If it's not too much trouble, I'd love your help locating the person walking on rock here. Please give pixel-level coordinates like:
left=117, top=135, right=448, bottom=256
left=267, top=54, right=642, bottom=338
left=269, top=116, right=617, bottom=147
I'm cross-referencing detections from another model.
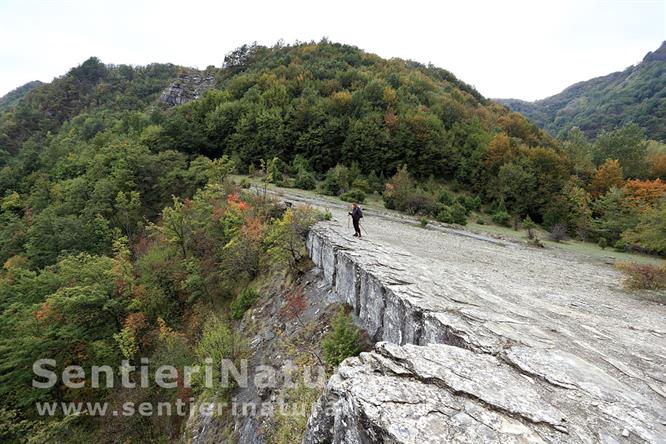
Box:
left=349, top=202, right=363, bottom=237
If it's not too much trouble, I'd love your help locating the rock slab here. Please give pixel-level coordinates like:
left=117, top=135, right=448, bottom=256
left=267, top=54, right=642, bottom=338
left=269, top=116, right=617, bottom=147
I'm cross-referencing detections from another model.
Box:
left=303, top=218, right=666, bottom=443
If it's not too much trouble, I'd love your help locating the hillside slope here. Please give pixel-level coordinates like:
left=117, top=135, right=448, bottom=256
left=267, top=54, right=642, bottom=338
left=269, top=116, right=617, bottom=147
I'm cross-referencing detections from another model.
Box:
left=0, top=81, right=43, bottom=114
left=0, top=58, right=180, bottom=154
left=497, top=41, right=666, bottom=141
left=0, top=40, right=664, bottom=444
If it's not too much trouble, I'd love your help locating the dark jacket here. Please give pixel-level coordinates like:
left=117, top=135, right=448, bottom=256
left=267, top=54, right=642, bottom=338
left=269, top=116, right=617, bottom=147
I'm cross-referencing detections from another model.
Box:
left=350, top=206, right=363, bottom=221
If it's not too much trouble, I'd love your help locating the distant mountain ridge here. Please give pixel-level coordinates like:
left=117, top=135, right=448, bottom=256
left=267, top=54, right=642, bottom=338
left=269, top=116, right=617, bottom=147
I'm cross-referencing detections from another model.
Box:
left=0, top=80, right=43, bottom=113
left=496, top=41, right=666, bottom=141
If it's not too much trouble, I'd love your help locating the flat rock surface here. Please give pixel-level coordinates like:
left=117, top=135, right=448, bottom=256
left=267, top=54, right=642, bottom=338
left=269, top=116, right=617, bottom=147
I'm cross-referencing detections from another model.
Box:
left=285, top=190, right=666, bottom=443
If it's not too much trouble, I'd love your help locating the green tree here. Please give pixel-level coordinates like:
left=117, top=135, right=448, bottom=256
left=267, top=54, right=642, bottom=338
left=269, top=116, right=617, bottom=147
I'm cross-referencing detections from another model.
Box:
left=114, top=191, right=142, bottom=241
left=593, top=124, right=649, bottom=178
left=623, top=203, right=666, bottom=255
left=151, top=196, right=193, bottom=259
left=322, top=164, right=351, bottom=196
left=592, top=187, right=638, bottom=243
left=523, top=215, right=536, bottom=239
left=562, top=127, right=595, bottom=177
left=495, top=160, right=536, bottom=216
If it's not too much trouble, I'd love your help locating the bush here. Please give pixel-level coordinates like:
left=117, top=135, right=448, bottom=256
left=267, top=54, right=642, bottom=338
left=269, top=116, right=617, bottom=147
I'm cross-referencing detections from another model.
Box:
left=598, top=237, right=608, bottom=250
left=395, top=189, right=436, bottom=215
left=419, top=217, right=429, bottom=228
left=614, top=240, right=627, bottom=252
left=469, top=195, right=482, bottom=212
left=194, top=317, right=248, bottom=396
left=616, top=262, right=666, bottom=290
left=322, top=309, right=362, bottom=368
left=492, top=210, right=511, bottom=227
left=402, top=189, right=437, bottom=215
left=230, top=287, right=260, bottom=320
left=451, top=203, right=467, bottom=225
left=267, top=157, right=287, bottom=185
left=476, top=218, right=485, bottom=225
left=290, top=154, right=311, bottom=174
left=351, top=178, right=371, bottom=193
left=549, top=223, right=568, bottom=242
left=384, top=166, right=436, bottom=215
left=340, top=189, right=366, bottom=204
left=294, top=169, right=316, bottom=190
left=239, top=178, right=251, bottom=189
left=436, top=206, right=452, bottom=223
left=437, top=190, right=454, bottom=205
left=366, top=171, right=385, bottom=194
left=456, top=195, right=480, bottom=214
left=622, top=204, right=666, bottom=255
left=322, top=164, right=351, bottom=196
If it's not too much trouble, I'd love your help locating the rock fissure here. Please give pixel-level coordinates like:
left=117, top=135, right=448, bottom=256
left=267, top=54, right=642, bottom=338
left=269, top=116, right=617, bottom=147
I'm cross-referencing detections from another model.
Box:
left=373, top=346, right=569, bottom=434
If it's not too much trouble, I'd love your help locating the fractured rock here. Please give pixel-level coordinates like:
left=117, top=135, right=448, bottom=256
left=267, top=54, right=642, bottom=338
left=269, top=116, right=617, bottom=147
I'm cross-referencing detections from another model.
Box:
left=303, top=207, right=666, bottom=443
left=159, top=71, right=215, bottom=106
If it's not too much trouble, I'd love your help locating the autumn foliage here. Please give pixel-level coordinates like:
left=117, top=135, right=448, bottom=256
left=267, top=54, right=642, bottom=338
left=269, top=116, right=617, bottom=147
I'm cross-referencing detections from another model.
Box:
left=590, top=159, right=624, bottom=197
left=623, top=179, right=666, bottom=210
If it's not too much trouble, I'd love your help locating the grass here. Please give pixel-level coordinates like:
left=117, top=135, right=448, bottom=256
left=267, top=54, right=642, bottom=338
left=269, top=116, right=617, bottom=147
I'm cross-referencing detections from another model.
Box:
left=271, top=382, right=322, bottom=444
left=468, top=218, right=664, bottom=265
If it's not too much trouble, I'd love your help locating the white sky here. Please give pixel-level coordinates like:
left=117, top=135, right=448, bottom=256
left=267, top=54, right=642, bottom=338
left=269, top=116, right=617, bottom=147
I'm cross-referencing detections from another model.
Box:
left=0, top=0, right=664, bottom=100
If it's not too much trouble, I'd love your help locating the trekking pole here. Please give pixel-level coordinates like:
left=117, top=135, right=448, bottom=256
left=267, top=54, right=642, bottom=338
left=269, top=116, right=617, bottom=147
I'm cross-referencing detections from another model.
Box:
left=360, top=220, right=368, bottom=236
left=347, top=214, right=350, bottom=229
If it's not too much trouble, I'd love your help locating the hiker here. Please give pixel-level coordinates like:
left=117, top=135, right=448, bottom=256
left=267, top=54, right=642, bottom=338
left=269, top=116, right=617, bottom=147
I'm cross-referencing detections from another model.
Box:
left=349, top=202, right=363, bottom=237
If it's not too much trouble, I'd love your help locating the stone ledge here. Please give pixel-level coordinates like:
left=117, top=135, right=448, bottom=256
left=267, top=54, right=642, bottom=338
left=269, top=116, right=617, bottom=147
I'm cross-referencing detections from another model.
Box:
left=304, top=224, right=666, bottom=443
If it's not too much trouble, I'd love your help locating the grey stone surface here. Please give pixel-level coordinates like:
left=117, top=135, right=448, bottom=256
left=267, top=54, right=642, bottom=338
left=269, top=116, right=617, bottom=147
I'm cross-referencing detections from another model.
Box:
left=159, top=72, right=215, bottom=106
left=301, top=200, right=666, bottom=443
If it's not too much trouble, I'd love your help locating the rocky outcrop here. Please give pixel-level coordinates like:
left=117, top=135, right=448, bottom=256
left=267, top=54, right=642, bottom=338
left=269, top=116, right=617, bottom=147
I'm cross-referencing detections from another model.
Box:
left=303, top=221, right=666, bottom=443
left=643, top=41, right=666, bottom=63
left=159, top=72, right=215, bottom=106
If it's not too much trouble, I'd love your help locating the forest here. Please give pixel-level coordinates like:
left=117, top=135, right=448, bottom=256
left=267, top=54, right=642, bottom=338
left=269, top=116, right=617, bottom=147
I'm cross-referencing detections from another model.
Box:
left=0, top=40, right=665, bottom=442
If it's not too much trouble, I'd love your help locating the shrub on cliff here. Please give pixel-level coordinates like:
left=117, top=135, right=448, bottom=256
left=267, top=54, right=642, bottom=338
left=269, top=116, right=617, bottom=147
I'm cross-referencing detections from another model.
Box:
left=264, top=206, right=327, bottom=269
left=194, top=317, right=249, bottom=397
left=231, top=287, right=260, bottom=320
left=322, top=309, right=362, bottom=368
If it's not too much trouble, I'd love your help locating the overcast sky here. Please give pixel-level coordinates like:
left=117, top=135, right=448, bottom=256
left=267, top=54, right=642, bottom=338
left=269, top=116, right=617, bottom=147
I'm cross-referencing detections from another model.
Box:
left=0, top=0, right=664, bottom=100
